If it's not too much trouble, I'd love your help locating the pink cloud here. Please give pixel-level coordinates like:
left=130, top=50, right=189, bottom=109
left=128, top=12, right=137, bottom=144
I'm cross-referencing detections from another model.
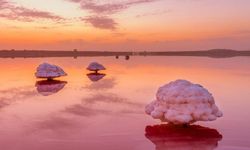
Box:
left=69, top=0, right=157, bottom=14
left=67, top=0, right=158, bottom=30
left=0, top=0, right=8, bottom=9
left=0, top=0, right=64, bottom=22
left=82, top=16, right=117, bottom=30
left=79, top=1, right=127, bottom=14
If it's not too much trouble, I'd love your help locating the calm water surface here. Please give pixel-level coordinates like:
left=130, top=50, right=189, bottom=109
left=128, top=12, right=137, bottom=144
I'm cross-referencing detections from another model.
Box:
left=0, top=56, right=250, bottom=150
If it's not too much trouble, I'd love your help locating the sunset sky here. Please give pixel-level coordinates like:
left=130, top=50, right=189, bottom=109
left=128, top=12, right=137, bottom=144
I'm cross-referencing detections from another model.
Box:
left=1, top=0, right=250, bottom=51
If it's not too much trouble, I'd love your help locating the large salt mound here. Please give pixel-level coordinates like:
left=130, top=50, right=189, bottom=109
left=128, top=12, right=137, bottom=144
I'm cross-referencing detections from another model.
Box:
left=145, top=80, right=223, bottom=125
left=35, top=63, right=67, bottom=79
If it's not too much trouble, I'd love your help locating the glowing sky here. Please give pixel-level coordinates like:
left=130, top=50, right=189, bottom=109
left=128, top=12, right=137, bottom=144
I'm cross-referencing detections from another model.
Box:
left=0, top=0, right=250, bottom=51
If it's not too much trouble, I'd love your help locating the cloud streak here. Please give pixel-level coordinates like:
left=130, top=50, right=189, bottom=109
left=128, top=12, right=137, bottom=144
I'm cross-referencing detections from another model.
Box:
left=136, top=9, right=171, bottom=18
left=67, top=0, right=158, bottom=30
left=69, top=0, right=158, bottom=14
left=82, top=16, right=117, bottom=30
left=0, top=0, right=64, bottom=22
left=83, top=78, right=116, bottom=91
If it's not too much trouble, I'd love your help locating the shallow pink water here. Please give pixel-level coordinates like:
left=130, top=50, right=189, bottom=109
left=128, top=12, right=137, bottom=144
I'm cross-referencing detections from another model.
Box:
left=0, top=56, right=250, bottom=150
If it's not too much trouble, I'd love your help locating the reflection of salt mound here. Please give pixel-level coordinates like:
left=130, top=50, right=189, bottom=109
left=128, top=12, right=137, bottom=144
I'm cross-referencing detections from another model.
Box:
left=145, top=124, right=222, bottom=150
left=145, top=80, right=223, bottom=124
left=35, top=63, right=67, bottom=79
left=35, top=80, right=67, bottom=96
left=87, top=73, right=106, bottom=82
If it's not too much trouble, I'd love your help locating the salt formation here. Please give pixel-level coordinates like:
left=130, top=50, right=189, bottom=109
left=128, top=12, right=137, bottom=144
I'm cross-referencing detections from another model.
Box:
left=145, top=124, right=222, bottom=150
left=87, top=73, right=106, bottom=82
left=35, top=63, right=67, bottom=79
left=145, top=80, right=223, bottom=125
left=87, top=62, right=106, bottom=72
left=35, top=80, right=67, bottom=96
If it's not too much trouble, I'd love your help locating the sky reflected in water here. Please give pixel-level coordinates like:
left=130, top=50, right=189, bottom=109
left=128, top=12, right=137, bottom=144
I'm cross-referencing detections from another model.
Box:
left=0, top=56, right=250, bottom=149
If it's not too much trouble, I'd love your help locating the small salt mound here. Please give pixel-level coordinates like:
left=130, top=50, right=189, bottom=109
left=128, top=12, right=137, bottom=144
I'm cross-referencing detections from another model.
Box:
left=87, top=62, right=106, bottom=72
left=145, top=80, right=223, bottom=125
left=35, top=63, right=67, bottom=79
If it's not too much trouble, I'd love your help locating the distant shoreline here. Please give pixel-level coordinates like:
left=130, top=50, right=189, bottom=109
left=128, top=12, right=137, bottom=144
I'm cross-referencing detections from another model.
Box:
left=0, top=49, right=250, bottom=58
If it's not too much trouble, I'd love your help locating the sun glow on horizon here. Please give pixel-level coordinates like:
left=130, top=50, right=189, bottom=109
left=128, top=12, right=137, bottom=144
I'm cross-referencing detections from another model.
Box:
left=1, top=0, right=250, bottom=50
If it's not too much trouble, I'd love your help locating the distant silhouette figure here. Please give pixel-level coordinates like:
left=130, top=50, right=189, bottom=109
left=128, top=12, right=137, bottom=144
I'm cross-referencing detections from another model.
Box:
left=35, top=80, right=67, bottom=96
left=145, top=124, right=222, bottom=150
left=125, top=55, right=130, bottom=60
left=73, top=49, right=78, bottom=59
left=87, top=73, right=106, bottom=82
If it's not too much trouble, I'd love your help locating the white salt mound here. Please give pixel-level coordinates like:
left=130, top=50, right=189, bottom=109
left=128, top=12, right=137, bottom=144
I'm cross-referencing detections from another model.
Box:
left=145, top=80, right=223, bottom=125
left=35, top=63, right=67, bottom=79
left=87, top=62, right=106, bottom=71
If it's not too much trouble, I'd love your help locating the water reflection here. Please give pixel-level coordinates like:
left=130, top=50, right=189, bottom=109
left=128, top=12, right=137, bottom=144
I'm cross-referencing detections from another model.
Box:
left=145, top=124, right=222, bottom=150
left=84, top=78, right=116, bottom=91
left=0, top=86, right=36, bottom=109
left=64, top=104, right=109, bottom=117
left=82, top=93, right=143, bottom=107
left=64, top=93, right=144, bottom=117
left=0, top=100, right=9, bottom=109
left=1, top=57, right=250, bottom=150
left=35, top=116, right=79, bottom=131
left=35, top=80, right=67, bottom=96
left=87, top=73, right=106, bottom=82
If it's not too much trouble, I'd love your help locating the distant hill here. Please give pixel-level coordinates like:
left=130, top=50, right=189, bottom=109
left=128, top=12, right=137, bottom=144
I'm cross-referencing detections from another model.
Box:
left=0, top=49, right=250, bottom=58
left=207, top=49, right=236, bottom=52
left=142, top=49, right=250, bottom=58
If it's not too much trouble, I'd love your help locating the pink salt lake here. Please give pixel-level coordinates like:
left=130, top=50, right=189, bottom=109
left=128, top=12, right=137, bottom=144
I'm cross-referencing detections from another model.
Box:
left=0, top=56, right=250, bottom=150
